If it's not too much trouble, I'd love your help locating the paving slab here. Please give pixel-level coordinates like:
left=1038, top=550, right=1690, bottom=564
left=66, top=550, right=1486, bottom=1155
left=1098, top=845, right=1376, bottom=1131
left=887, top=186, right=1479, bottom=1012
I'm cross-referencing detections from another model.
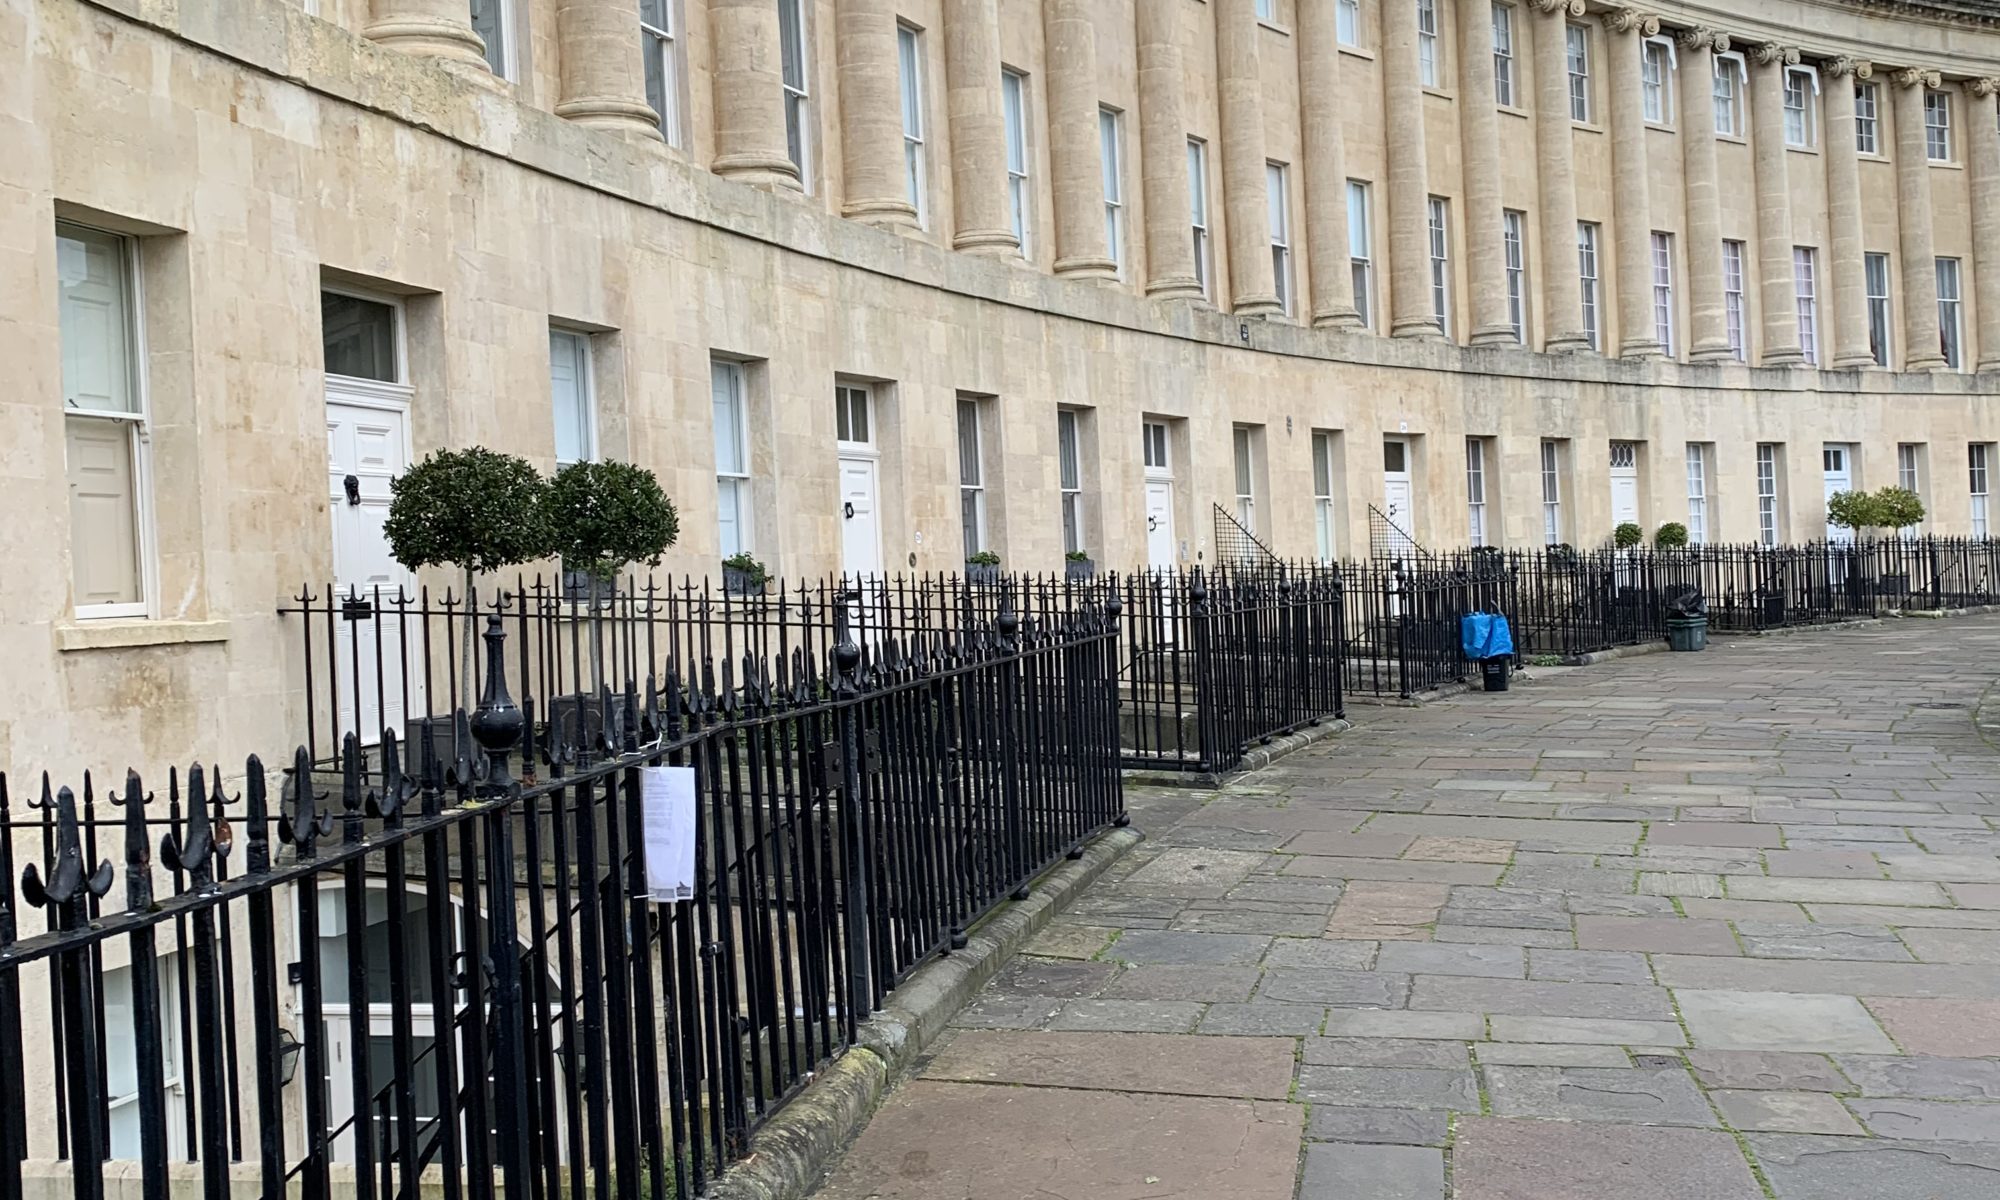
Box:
left=1303, top=1037, right=1469, bottom=1069
left=1295, top=1065, right=1479, bottom=1111
left=1450, top=1118, right=1765, bottom=1200
left=1834, top=1055, right=2000, bottom=1100
left=920, top=1031, right=1296, bottom=1099
left=1102, top=930, right=1271, bottom=965
left=814, top=1082, right=1301, bottom=1200
left=1475, top=1042, right=1634, bottom=1067
left=1731, top=920, right=1914, bottom=961
left=1846, top=1098, right=2000, bottom=1142
left=1321, top=1009, right=1484, bottom=1039
left=1261, top=937, right=1379, bottom=969
left=1045, top=999, right=1205, bottom=1033
left=1747, top=1133, right=2000, bottom=1200
left=1195, top=1002, right=1326, bottom=1036
left=1711, top=1089, right=1866, bottom=1135
left=1862, top=997, right=2000, bottom=1056
left=1649, top=823, right=1787, bottom=848
left=1257, top=967, right=1409, bottom=1007
left=1677, top=989, right=1897, bottom=1054
left=1652, top=956, right=2000, bottom=998
left=1304, top=1106, right=1450, bottom=1145
left=1576, top=915, right=1741, bottom=956
left=1120, top=847, right=1271, bottom=898
left=1297, top=1143, right=1445, bottom=1200
left=991, top=957, right=1120, bottom=997
left=1403, top=835, right=1516, bottom=862
left=1097, top=965, right=1261, bottom=1002
left=1527, top=948, right=1654, bottom=984
left=1685, top=1049, right=1854, bottom=1093
left=1373, top=942, right=1524, bottom=978
left=1484, top=1065, right=1718, bottom=1126
left=1488, top=1015, right=1687, bottom=1045
left=1409, top=976, right=1674, bottom=1020
left=1898, top=927, right=2000, bottom=964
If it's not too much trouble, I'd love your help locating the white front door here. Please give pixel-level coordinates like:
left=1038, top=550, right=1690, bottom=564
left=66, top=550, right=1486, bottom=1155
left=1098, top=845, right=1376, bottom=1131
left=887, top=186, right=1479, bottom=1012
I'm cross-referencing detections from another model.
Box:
left=327, top=398, right=419, bottom=745
left=839, top=456, right=883, bottom=579
left=1382, top=439, right=1415, bottom=559
left=1609, top=442, right=1640, bottom=533
left=1823, top=444, right=1855, bottom=541
left=1144, top=478, right=1176, bottom=570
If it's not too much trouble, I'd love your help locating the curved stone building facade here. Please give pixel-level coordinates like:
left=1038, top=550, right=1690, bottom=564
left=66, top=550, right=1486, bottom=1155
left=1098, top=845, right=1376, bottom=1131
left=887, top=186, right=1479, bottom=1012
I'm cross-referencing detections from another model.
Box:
left=5, top=0, right=2000, bottom=772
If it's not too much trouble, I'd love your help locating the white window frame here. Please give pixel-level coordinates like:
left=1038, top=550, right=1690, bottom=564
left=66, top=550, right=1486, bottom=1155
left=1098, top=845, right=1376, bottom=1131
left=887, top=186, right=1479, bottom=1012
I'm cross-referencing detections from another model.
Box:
left=1855, top=80, right=1880, bottom=155
left=1232, top=425, right=1257, bottom=530
left=1651, top=231, right=1675, bottom=357
left=1313, top=431, right=1338, bottom=559
left=1189, top=138, right=1213, bottom=299
left=1058, top=408, right=1085, bottom=554
left=1578, top=221, right=1601, bottom=351
left=1540, top=439, right=1564, bottom=545
left=1898, top=443, right=1922, bottom=537
left=1793, top=246, right=1820, bottom=365
left=1642, top=36, right=1674, bottom=126
left=1938, top=256, right=1964, bottom=370
left=1466, top=437, right=1489, bottom=546
left=1268, top=161, right=1293, bottom=316
left=1685, top=442, right=1709, bottom=544
left=1972, top=442, right=1992, bottom=539
left=1865, top=251, right=1892, bottom=368
left=778, top=0, right=812, bottom=190
left=712, top=360, right=753, bottom=557
left=1925, top=89, right=1952, bottom=162
left=1503, top=209, right=1527, bottom=343
left=640, top=0, right=682, bottom=145
left=1567, top=24, right=1591, bottom=122
left=1143, top=419, right=1171, bottom=477
left=1418, top=0, right=1441, bottom=88
left=1783, top=65, right=1818, bottom=148
left=1337, top=0, right=1363, bottom=47
left=60, top=220, right=155, bottom=620
left=1256, top=0, right=1280, bottom=21
left=1100, top=107, right=1124, bottom=275
left=835, top=382, right=875, bottom=451
left=1492, top=4, right=1516, bottom=107
left=470, top=0, right=514, bottom=80
left=1713, top=52, right=1745, bottom=136
left=1722, top=239, right=1747, bottom=361
left=898, top=24, right=927, bottom=227
left=957, top=397, right=986, bottom=558
left=1002, top=69, right=1031, bottom=258
left=1756, top=442, right=1780, bottom=547
left=1348, top=180, right=1374, bottom=329
left=548, top=327, right=597, bottom=468
left=1428, top=196, right=1451, bottom=337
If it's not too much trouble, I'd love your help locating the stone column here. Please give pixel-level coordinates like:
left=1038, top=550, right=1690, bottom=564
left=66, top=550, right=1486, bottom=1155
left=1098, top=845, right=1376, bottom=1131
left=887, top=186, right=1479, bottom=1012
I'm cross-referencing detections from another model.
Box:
left=1606, top=9, right=1661, bottom=357
left=1218, top=0, right=1281, bottom=314
left=1893, top=66, right=1947, bottom=370
left=1748, top=43, right=1805, bottom=365
left=1043, top=0, right=1116, bottom=278
left=1967, top=78, right=2000, bottom=370
left=711, top=0, right=804, bottom=189
left=1822, top=57, right=1876, bottom=367
left=1296, top=0, right=1360, bottom=326
left=365, top=0, right=489, bottom=65
left=1137, top=0, right=1202, bottom=296
left=1383, top=0, right=1440, bottom=337
left=1456, top=0, right=1513, bottom=343
left=1677, top=28, right=1732, bottom=361
left=837, top=0, right=918, bottom=226
left=554, top=0, right=665, bottom=138
left=944, top=0, right=1016, bottom=252
left=1531, top=0, right=1590, bottom=351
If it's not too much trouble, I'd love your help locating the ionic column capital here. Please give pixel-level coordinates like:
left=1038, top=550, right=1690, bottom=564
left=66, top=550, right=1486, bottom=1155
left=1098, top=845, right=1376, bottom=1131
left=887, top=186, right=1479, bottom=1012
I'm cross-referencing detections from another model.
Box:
left=1753, top=43, right=1801, bottom=68
left=1674, top=26, right=1727, bottom=54
left=1891, top=66, right=1942, bottom=89
left=1969, top=76, right=2000, bottom=97
left=1532, top=0, right=1586, bottom=17
left=1606, top=8, right=1659, bottom=36
left=1826, top=56, right=1873, bottom=81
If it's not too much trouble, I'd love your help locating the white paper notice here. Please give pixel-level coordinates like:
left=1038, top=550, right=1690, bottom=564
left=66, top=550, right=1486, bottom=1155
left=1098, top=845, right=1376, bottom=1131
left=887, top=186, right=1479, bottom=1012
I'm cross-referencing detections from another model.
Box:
left=640, top=765, right=697, bottom=902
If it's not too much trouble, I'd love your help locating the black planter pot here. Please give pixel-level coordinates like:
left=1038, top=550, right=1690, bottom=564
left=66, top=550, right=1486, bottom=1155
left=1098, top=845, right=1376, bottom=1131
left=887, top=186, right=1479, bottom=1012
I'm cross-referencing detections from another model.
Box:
left=1876, top=573, right=1910, bottom=597
left=966, top=563, right=1002, bottom=585
left=1756, top=590, right=1786, bottom=625
left=723, top=566, right=766, bottom=596
left=1065, top=558, right=1097, bottom=582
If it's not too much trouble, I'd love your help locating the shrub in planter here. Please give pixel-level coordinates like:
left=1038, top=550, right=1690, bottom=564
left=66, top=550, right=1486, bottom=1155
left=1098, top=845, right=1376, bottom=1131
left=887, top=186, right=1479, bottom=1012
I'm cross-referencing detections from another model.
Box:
left=1614, top=522, right=1643, bottom=549
left=383, top=447, right=552, bottom=718
left=1064, top=549, right=1096, bottom=581
left=545, top=460, right=679, bottom=697
left=1545, top=542, right=1580, bottom=570
left=1827, top=486, right=1927, bottom=539
left=965, top=549, right=1003, bottom=584
left=722, top=551, right=770, bottom=595
left=1654, top=521, right=1689, bottom=549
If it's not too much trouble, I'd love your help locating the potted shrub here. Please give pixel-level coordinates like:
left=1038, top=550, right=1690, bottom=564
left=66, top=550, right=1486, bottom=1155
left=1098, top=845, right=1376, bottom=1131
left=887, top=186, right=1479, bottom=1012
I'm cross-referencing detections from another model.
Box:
left=1064, top=549, right=1096, bottom=581
left=382, top=447, right=552, bottom=751
left=1545, top=542, right=1580, bottom=571
left=722, top=551, right=770, bottom=596
left=543, top=460, right=679, bottom=745
left=1654, top=521, right=1689, bottom=550
left=1828, top=486, right=1925, bottom=597
left=965, top=549, right=1002, bottom=584
left=1613, top=522, right=1644, bottom=550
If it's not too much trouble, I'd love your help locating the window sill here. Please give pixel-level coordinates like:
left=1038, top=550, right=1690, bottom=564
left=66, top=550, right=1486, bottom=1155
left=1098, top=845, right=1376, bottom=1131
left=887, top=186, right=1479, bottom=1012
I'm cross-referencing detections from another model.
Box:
left=1785, top=144, right=1820, bottom=155
left=1928, top=159, right=1963, bottom=171
left=1858, top=151, right=1889, bottom=162
left=55, top=618, right=232, bottom=653
left=1644, top=121, right=1676, bottom=133
left=1718, top=134, right=1748, bottom=145
left=1572, top=120, right=1604, bottom=134
left=1257, top=20, right=1292, bottom=36
left=1498, top=105, right=1530, bottom=120
left=1339, top=45, right=1375, bottom=61
left=1422, top=87, right=1456, bottom=102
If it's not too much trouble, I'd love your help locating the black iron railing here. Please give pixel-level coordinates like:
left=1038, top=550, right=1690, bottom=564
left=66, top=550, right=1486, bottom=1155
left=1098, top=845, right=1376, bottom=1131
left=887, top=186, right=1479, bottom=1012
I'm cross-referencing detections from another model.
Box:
left=1, top=580, right=1124, bottom=1200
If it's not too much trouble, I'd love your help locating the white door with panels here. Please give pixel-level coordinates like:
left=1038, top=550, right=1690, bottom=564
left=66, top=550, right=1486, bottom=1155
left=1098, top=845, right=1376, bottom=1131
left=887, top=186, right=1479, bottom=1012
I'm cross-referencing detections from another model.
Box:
left=1823, top=443, right=1855, bottom=543
left=327, top=398, right=420, bottom=745
left=1142, top=421, right=1177, bottom=571
left=1609, top=441, right=1640, bottom=532
left=836, top=384, right=885, bottom=581
left=1381, top=438, right=1415, bottom=559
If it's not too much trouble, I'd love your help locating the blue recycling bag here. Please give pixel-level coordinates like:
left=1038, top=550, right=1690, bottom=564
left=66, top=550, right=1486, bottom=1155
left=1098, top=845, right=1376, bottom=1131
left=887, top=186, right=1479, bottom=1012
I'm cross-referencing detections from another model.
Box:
left=1459, top=612, right=1515, bottom=661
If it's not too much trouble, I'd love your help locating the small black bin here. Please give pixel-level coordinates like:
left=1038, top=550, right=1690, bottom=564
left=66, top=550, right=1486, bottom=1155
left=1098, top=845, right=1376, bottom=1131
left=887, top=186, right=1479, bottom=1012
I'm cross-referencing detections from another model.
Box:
left=1481, top=656, right=1510, bottom=692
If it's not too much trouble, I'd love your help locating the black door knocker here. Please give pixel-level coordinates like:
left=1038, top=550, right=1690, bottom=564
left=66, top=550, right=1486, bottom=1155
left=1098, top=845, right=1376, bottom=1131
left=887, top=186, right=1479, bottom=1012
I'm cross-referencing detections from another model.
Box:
left=343, top=474, right=362, bottom=506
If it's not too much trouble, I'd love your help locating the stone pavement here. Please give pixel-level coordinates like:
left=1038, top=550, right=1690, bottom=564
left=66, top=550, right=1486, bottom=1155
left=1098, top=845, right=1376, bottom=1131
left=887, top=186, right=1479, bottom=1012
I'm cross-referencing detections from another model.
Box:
left=812, top=616, right=2000, bottom=1200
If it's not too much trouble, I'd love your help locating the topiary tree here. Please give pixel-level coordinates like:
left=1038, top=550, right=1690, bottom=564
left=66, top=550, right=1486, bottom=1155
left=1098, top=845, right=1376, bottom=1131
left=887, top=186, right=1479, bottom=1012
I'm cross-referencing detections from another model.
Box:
left=1614, top=522, right=1643, bottom=549
left=383, top=447, right=552, bottom=714
left=1654, top=521, right=1690, bottom=549
left=1874, top=486, right=1926, bottom=532
left=544, top=460, right=680, bottom=694
left=1828, top=486, right=1926, bottom=539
